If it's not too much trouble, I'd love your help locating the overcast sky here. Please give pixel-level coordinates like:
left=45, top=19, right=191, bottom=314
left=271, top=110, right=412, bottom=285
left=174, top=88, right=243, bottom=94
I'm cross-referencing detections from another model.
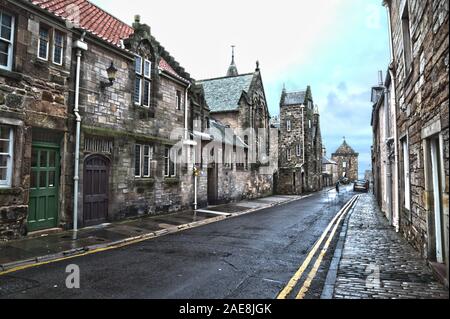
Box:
left=91, top=0, right=390, bottom=177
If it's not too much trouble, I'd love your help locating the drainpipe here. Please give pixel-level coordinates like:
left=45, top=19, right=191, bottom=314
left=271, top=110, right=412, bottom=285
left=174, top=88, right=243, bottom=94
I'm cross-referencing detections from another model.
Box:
left=73, top=33, right=88, bottom=235
left=301, top=104, right=306, bottom=194
left=385, top=2, right=400, bottom=232
left=183, top=83, right=197, bottom=210
left=380, top=70, right=393, bottom=224
left=389, top=67, right=400, bottom=232
left=184, top=83, right=191, bottom=141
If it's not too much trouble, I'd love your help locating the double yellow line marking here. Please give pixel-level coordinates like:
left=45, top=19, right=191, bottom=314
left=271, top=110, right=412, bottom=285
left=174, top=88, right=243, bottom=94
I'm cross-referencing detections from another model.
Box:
left=277, top=195, right=359, bottom=299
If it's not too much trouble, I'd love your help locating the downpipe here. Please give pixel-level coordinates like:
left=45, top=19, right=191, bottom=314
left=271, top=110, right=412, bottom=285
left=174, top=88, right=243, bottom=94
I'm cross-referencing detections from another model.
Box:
left=73, top=33, right=88, bottom=236
left=182, top=83, right=198, bottom=211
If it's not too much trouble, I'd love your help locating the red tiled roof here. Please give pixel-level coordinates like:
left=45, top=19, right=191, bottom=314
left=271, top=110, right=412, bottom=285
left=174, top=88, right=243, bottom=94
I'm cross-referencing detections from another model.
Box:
left=30, top=0, right=189, bottom=81
left=30, top=0, right=134, bottom=47
left=159, top=58, right=189, bottom=83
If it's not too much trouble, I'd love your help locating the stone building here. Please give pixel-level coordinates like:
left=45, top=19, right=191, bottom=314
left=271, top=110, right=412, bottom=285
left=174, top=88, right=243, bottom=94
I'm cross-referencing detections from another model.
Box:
left=197, top=53, right=275, bottom=204
left=277, top=86, right=323, bottom=194
left=374, top=0, right=449, bottom=285
left=0, top=0, right=210, bottom=239
left=371, top=71, right=397, bottom=223
left=1, top=0, right=75, bottom=239
left=331, top=139, right=359, bottom=182
left=322, top=148, right=338, bottom=187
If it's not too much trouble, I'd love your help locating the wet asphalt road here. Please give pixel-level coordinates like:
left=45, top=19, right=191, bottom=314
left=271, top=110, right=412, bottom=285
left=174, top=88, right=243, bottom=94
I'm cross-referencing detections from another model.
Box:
left=1, top=187, right=354, bottom=299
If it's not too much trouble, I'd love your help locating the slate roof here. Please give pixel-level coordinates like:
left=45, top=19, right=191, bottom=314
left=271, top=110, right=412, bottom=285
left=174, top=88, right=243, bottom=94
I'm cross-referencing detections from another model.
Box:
left=333, top=140, right=358, bottom=155
left=30, top=0, right=134, bottom=47
left=284, top=91, right=306, bottom=106
left=198, top=74, right=254, bottom=113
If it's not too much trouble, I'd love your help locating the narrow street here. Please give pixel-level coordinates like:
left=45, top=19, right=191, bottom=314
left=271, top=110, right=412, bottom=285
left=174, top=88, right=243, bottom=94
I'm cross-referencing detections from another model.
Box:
left=0, top=187, right=354, bottom=299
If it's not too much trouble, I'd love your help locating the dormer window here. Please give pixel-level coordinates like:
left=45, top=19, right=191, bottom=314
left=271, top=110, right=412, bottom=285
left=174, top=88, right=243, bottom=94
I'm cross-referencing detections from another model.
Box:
left=134, top=55, right=152, bottom=107
left=0, top=10, right=14, bottom=71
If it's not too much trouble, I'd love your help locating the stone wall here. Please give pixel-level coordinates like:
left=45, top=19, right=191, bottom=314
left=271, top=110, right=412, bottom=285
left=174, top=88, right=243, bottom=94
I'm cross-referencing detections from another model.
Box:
left=277, top=92, right=323, bottom=195
left=387, top=0, right=449, bottom=273
left=332, top=153, right=359, bottom=182
left=0, top=1, right=73, bottom=240
left=75, top=29, right=197, bottom=226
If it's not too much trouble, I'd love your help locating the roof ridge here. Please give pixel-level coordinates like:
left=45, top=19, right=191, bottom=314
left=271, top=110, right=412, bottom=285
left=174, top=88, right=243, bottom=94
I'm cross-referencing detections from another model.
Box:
left=198, top=73, right=254, bottom=83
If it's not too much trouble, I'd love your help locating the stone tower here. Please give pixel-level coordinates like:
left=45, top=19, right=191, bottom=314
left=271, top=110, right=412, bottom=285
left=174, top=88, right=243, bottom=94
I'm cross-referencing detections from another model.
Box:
left=277, top=85, right=323, bottom=194
left=331, top=138, right=359, bottom=181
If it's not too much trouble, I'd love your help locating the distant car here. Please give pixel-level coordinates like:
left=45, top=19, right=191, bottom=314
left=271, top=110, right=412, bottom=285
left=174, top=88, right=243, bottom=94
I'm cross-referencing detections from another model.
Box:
left=353, top=180, right=369, bottom=192
left=339, top=177, right=350, bottom=185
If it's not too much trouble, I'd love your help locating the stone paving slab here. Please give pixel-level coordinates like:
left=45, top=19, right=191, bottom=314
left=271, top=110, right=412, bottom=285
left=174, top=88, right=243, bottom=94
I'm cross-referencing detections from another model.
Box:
left=333, top=194, right=448, bottom=299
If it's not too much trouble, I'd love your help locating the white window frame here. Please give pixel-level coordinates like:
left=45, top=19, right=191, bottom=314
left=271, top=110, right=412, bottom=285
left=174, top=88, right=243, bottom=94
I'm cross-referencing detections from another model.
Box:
left=134, top=144, right=142, bottom=178
left=135, top=144, right=153, bottom=178
left=52, top=29, right=64, bottom=66
left=143, top=145, right=152, bottom=178
left=37, top=24, right=50, bottom=61
left=343, top=161, right=347, bottom=168
left=0, top=11, right=15, bottom=71
left=143, top=59, right=151, bottom=78
left=401, top=1, right=413, bottom=77
left=0, top=125, right=13, bottom=187
left=402, top=137, right=411, bottom=211
left=296, top=144, right=301, bottom=157
left=286, top=119, right=291, bottom=132
left=164, top=146, right=177, bottom=177
left=142, top=79, right=151, bottom=107
left=134, top=78, right=142, bottom=106
left=135, top=55, right=142, bottom=75
left=287, top=148, right=291, bottom=161
left=135, top=56, right=152, bottom=107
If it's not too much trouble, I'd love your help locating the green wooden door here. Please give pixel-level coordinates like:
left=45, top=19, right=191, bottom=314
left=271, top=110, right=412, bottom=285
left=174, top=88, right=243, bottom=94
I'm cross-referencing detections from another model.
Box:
left=28, top=143, right=60, bottom=232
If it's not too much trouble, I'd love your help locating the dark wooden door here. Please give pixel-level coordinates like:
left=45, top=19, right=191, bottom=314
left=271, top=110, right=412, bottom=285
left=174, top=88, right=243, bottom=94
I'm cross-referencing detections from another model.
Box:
left=28, top=144, right=60, bottom=232
left=207, top=165, right=217, bottom=205
left=84, top=155, right=109, bottom=225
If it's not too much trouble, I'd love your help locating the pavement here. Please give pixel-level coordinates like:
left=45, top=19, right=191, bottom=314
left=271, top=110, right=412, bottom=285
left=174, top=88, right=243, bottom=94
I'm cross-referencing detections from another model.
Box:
left=0, top=194, right=306, bottom=273
left=0, top=187, right=353, bottom=298
left=326, top=193, right=449, bottom=299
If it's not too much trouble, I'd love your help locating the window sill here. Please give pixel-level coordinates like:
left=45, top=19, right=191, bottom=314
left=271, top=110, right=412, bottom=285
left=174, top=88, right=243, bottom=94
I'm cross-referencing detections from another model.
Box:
left=164, top=177, right=180, bottom=184
left=0, top=68, right=23, bottom=81
left=135, top=105, right=155, bottom=118
left=135, top=178, right=155, bottom=186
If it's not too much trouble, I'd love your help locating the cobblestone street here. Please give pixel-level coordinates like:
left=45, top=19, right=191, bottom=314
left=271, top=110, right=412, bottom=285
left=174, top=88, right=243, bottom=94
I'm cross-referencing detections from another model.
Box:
left=333, top=194, right=448, bottom=299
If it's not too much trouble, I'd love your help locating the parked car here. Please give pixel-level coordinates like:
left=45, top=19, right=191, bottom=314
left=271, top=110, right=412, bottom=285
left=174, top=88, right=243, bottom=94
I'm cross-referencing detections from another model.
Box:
left=353, top=180, right=369, bottom=192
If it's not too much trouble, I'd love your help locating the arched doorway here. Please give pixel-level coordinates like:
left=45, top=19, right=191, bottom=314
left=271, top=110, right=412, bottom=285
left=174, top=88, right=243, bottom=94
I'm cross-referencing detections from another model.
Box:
left=83, top=155, right=110, bottom=226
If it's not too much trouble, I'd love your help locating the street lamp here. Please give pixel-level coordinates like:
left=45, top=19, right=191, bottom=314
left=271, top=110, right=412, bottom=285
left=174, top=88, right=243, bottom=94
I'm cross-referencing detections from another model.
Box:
left=101, top=61, right=118, bottom=89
